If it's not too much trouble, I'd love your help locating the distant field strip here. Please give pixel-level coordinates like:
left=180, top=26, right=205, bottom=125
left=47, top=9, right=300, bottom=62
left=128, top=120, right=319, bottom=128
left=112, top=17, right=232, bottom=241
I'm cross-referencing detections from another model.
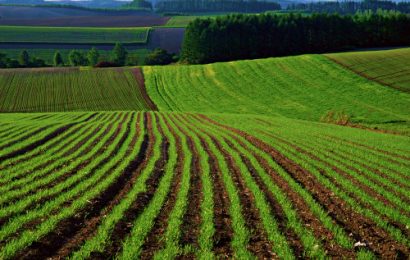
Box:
left=0, top=112, right=408, bottom=259
left=326, top=48, right=410, bottom=92
left=144, top=54, right=410, bottom=124
left=0, top=68, right=156, bottom=112
left=0, top=26, right=150, bottom=44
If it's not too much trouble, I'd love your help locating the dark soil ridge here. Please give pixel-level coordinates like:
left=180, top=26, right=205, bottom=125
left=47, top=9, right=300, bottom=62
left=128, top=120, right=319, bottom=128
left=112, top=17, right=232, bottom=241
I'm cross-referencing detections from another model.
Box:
left=0, top=125, right=56, bottom=150
left=307, top=135, right=410, bottom=190
left=177, top=114, right=235, bottom=258
left=197, top=114, right=410, bottom=259
left=194, top=115, right=356, bottom=258
left=1, top=124, right=98, bottom=191
left=0, top=113, right=116, bottom=173
left=139, top=114, right=184, bottom=259
left=133, top=68, right=158, bottom=111
left=261, top=131, right=410, bottom=218
left=0, top=113, right=129, bottom=245
left=211, top=136, right=277, bottom=259
left=13, top=113, right=138, bottom=259
left=0, top=114, right=124, bottom=215
left=90, top=113, right=169, bottom=259
left=0, top=113, right=97, bottom=163
left=170, top=115, right=203, bottom=253
left=47, top=113, right=152, bottom=259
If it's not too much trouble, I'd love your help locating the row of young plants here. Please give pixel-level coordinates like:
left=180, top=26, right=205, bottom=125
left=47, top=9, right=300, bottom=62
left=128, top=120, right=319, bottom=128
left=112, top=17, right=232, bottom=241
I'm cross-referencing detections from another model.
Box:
left=0, top=113, right=139, bottom=259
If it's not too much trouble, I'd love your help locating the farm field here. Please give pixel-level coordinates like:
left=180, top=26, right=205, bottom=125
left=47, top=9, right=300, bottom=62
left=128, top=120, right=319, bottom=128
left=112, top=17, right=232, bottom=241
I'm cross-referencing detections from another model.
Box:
left=0, top=48, right=150, bottom=66
left=0, top=111, right=409, bottom=259
left=0, top=68, right=156, bottom=112
left=164, top=15, right=221, bottom=27
left=327, top=47, right=410, bottom=93
left=0, top=26, right=150, bottom=44
left=0, top=47, right=409, bottom=259
left=144, top=53, right=410, bottom=127
left=0, top=6, right=170, bottom=27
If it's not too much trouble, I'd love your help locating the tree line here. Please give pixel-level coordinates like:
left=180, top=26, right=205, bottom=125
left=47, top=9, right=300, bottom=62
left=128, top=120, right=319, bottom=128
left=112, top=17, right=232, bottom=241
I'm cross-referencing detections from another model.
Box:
left=181, top=11, right=410, bottom=64
left=155, top=0, right=281, bottom=13
left=0, top=44, right=176, bottom=68
left=288, top=0, right=410, bottom=14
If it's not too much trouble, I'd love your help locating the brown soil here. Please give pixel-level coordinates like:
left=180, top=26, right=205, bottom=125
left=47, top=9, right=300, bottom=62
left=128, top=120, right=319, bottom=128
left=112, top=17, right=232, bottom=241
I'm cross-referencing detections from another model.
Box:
left=261, top=131, right=410, bottom=237
left=45, top=113, right=151, bottom=259
left=133, top=68, right=158, bottom=111
left=309, top=138, right=410, bottom=190
left=197, top=114, right=410, bottom=259
left=0, top=113, right=96, bottom=162
left=1, top=113, right=117, bottom=173
left=176, top=114, right=234, bottom=258
left=171, top=116, right=203, bottom=252
left=139, top=114, right=184, bottom=258
left=262, top=131, right=410, bottom=215
left=0, top=114, right=124, bottom=213
left=195, top=116, right=353, bottom=258
left=13, top=113, right=138, bottom=259
left=211, top=136, right=277, bottom=259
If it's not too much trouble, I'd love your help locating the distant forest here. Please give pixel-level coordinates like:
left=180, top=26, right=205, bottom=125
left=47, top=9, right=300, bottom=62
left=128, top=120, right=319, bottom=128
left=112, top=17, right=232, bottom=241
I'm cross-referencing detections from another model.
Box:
left=155, top=0, right=281, bottom=13
left=181, top=11, right=410, bottom=64
left=288, top=0, right=410, bottom=14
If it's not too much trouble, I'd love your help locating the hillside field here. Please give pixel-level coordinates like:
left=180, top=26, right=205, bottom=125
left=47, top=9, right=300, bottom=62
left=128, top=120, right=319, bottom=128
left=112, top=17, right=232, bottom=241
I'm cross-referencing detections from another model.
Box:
left=0, top=68, right=156, bottom=112
left=0, top=48, right=409, bottom=259
left=144, top=54, right=410, bottom=126
left=327, top=48, right=410, bottom=93
left=0, top=26, right=150, bottom=44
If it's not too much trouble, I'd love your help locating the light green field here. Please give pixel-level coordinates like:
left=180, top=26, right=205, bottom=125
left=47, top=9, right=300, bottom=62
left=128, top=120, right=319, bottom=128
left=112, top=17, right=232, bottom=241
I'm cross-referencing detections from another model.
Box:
left=0, top=48, right=150, bottom=65
left=144, top=54, right=410, bottom=126
left=0, top=26, right=150, bottom=44
left=326, top=48, right=410, bottom=93
left=0, top=68, right=154, bottom=112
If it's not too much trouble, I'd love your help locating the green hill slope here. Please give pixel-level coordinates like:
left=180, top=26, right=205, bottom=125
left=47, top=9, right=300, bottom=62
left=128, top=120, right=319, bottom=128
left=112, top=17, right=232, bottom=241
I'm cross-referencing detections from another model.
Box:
left=0, top=68, right=155, bottom=112
left=326, top=48, right=410, bottom=93
left=144, top=54, right=410, bottom=125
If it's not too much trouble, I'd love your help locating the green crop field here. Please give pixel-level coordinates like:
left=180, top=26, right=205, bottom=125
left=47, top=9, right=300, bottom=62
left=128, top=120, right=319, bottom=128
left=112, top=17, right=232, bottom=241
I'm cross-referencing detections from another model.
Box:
left=326, top=48, right=410, bottom=93
left=0, top=48, right=150, bottom=66
left=144, top=54, right=410, bottom=127
left=0, top=26, right=150, bottom=44
left=0, top=68, right=155, bottom=112
left=0, top=111, right=408, bottom=259
left=0, top=48, right=409, bottom=259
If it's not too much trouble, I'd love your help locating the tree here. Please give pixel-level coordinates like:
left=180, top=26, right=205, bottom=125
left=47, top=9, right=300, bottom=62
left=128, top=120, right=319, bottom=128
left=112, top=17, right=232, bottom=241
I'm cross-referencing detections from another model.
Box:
left=53, top=51, right=63, bottom=67
left=68, top=50, right=86, bottom=67
left=145, top=48, right=175, bottom=65
left=87, top=47, right=100, bottom=67
left=19, top=50, right=30, bottom=67
left=112, top=43, right=128, bottom=66
left=0, top=53, right=6, bottom=68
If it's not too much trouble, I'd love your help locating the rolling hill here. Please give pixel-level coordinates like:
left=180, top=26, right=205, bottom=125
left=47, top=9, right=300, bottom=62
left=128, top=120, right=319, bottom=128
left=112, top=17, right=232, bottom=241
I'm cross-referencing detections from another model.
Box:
left=144, top=54, right=410, bottom=125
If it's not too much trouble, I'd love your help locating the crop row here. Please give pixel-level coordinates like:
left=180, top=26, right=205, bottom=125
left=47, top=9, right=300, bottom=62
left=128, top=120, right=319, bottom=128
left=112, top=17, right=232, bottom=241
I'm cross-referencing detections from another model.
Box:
left=0, top=112, right=408, bottom=259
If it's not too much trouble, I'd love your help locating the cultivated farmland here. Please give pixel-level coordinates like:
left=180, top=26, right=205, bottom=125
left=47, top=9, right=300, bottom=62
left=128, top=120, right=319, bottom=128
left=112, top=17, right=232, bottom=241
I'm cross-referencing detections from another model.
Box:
left=0, top=68, right=156, bottom=112
left=0, top=111, right=409, bottom=259
left=144, top=54, right=410, bottom=125
left=0, top=47, right=409, bottom=259
left=0, top=26, right=150, bottom=44
left=327, top=48, right=410, bottom=93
